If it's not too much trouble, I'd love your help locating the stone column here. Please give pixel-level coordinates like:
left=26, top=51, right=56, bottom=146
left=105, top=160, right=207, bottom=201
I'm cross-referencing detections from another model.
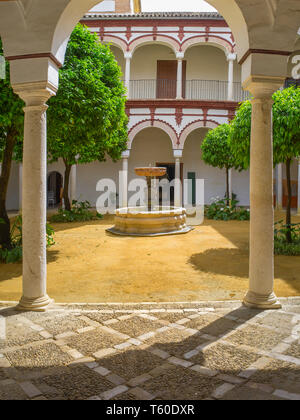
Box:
left=124, top=52, right=132, bottom=98
left=19, top=163, right=22, bottom=212
left=242, top=77, right=284, bottom=310
left=14, top=82, right=56, bottom=311
left=176, top=53, right=184, bottom=100
left=297, top=159, right=300, bottom=216
left=120, top=150, right=130, bottom=208
left=70, top=164, right=77, bottom=204
left=276, top=163, right=283, bottom=210
left=227, top=53, right=236, bottom=101
left=174, top=150, right=183, bottom=208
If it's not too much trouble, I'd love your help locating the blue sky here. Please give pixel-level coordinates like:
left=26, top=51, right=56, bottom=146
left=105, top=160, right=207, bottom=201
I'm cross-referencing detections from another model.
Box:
left=141, top=0, right=217, bottom=12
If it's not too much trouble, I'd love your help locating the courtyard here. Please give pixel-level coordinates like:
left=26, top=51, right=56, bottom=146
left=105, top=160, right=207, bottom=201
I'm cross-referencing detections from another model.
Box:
left=0, top=0, right=300, bottom=403
left=0, top=212, right=299, bottom=304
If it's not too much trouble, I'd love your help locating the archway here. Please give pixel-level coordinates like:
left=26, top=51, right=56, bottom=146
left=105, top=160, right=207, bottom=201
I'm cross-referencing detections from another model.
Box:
left=128, top=120, right=178, bottom=150
left=47, top=171, right=63, bottom=208
left=129, top=126, right=176, bottom=204
left=130, top=43, right=178, bottom=99
left=0, top=0, right=299, bottom=310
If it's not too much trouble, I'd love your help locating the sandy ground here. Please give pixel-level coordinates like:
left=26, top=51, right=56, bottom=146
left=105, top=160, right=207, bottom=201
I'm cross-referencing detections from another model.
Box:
left=0, top=212, right=299, bottom=303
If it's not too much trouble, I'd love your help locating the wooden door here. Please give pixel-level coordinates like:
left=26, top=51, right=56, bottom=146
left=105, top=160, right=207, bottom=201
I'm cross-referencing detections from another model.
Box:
left=156, top=61, right=187, bottom=99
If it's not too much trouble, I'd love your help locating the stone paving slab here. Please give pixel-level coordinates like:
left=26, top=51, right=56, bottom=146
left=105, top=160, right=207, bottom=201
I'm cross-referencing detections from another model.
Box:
left=0, top=299, right=300, bottom=400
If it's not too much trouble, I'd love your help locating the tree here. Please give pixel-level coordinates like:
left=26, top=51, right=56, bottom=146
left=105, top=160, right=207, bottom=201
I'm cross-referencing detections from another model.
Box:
left=0, top=39, right=24, bottom=249
left=201, top=124, right=238, bottom=205
left=230, top=86, right=300, bottom=242
left=47, top=24, right=128, bottom=211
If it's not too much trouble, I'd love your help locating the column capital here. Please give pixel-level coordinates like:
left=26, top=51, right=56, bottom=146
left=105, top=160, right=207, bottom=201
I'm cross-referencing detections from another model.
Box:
left=173, top=149, right=183, bottom=159
left=121, top=150, right=131, bottom=159
left=176, top=52, right=185, bottom=60
left=13, top=81, right=57, bottom=106
left=227, top=53, right=237, bottom=62
left=242, top=75, right=285, bottom=98
left=124, top=52, right=132, bottom=60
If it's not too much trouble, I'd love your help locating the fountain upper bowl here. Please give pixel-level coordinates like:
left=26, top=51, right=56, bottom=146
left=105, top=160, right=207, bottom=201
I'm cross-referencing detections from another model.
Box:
left=135, top=167, right=167, bottom=177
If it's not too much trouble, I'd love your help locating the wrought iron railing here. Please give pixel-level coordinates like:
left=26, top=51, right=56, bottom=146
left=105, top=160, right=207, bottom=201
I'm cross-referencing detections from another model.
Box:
left=128, top=79, right=250, bottom=102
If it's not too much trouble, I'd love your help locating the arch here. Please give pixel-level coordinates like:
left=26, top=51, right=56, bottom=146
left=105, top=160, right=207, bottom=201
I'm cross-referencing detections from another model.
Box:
left=100, top=35, right=127, bottom=55
left=128, top=119, right=178, bottom=150
left=47, top=171, right=63, bottom=207
left=181, top=36, right=234, bottom=57
left=52, top=0, right=104, bottom=65
left=179, top=119, right=219, bottom=149
left=129, top=35, right=180, bottom=55
left=204, top=0, right=249, bottom=58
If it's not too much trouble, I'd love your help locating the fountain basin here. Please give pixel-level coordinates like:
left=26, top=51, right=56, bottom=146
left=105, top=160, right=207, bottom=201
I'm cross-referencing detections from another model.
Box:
left=107, top=206, right=193, bottom=237
left=135, top=167, right=167, bottom=177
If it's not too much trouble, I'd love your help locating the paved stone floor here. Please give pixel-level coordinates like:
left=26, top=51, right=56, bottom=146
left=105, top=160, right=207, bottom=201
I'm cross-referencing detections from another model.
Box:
left=0, top=298, right=300, bottom=400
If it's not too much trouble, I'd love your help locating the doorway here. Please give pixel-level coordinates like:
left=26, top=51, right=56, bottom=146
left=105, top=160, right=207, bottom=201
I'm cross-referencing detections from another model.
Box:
left=47, top=171, right=63, bottom=208
left=156, top=162, right=183, bottom=205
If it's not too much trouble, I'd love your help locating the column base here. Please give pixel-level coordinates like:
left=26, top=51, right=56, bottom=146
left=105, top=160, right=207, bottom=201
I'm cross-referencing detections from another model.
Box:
left=243, top=291, right=282, bottom=310
left=16, top=295, right=54, bottom=312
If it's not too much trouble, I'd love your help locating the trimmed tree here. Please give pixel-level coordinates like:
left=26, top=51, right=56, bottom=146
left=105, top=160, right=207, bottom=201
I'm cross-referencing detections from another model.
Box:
left=201, top=123, right=238, bottom=205
left=0, top=39, right=24, bottom=249
left=47, top=24, right=128, bottom=211
left=230, top=86, right=300, bottom=242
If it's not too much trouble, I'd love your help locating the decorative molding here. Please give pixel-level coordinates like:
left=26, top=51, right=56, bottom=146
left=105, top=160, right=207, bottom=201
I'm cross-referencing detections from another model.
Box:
left=128, top=34, right=180, bottom=54
left=175, top=107, right=183, bottom=126
left=6, top=52, right=62, bottom=69
left=239, top=49, right=292, bottom=65
left=128, top=118, right=178, bottom=148
left=81, top=19, right=229, bottom=28
left=179, top=119, right=219, bottom=147
left=181, top=35, right=233, bottom=54
left=126, top=99, right=239, bottom=110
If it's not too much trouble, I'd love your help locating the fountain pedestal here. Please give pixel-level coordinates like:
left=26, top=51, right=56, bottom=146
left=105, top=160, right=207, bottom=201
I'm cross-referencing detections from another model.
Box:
left=107, top=167, right=193, bottom=237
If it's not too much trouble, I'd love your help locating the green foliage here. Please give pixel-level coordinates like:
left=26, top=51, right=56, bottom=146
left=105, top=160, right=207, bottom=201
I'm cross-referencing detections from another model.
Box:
left=47, top=24, right=128, bottom=167
left=274, top=220, right=300, bottom=255
left=49, top=200, right=103, bottom=223
left=205, top=196, right=250, bottom=221
left=274, top=240, right=300, bottom=256
left=201, top=124, right=238, bottom=170
left=229, top=100, right=252, bottom=170
left=0, top=216, right=55, bottom=263
left=0, top=39, right=24, bottom=163
left=230, top=87, right=300, bottom=169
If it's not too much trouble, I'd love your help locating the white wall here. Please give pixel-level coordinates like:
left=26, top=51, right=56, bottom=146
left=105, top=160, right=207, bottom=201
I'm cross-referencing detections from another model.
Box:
left=185, top=45, right=227, bottom=81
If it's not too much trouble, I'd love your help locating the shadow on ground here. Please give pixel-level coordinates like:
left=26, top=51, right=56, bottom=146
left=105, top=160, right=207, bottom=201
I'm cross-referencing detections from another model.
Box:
left=1, top=305, right=297, bottom=400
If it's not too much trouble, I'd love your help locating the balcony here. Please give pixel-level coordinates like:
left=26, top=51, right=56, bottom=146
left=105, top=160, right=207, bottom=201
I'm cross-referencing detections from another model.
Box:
left=128, top=79, right=250, bottom=102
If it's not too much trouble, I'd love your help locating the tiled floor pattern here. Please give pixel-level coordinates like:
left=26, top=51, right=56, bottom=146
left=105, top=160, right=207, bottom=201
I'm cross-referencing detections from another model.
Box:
left=0, top=298, right=300, bottom=400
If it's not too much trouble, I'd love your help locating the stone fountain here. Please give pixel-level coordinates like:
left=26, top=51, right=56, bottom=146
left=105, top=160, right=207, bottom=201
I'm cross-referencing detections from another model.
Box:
left=107, top=166, right=192, bottom=236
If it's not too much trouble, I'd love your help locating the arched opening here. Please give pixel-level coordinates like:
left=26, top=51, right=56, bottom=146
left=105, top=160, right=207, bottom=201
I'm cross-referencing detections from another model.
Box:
left=184, top=45, right=240, bottom=101
left=47, top=171, right=63, bottom=208
left=130, top=44, right=177, bottom=99
left=129, top=127, right=176, bottom=204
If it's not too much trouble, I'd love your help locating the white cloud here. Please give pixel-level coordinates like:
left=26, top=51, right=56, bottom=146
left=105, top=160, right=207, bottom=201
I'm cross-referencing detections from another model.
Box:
left=141, top=0, right=217, bottom=12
